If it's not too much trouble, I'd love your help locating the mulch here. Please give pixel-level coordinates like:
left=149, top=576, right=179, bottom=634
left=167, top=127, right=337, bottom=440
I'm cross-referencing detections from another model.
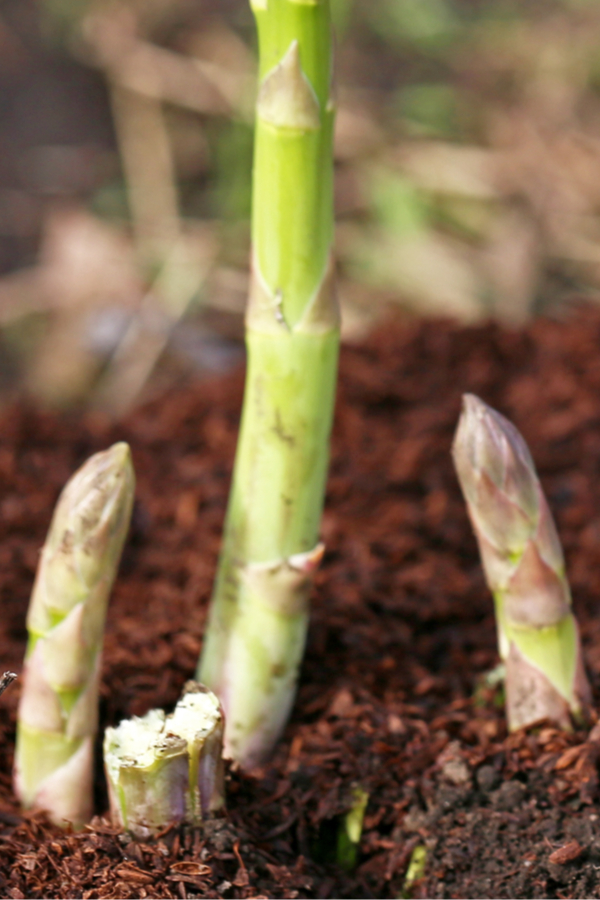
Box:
left=2, top=305, right=600, bottom=897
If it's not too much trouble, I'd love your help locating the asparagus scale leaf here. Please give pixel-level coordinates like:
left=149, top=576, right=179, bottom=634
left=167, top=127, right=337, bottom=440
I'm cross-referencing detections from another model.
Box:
left=452, top=394, right=591, bottom=730
left=14, top=442, right=135, bottom=828
left=198, top=0, right=339, bottom=768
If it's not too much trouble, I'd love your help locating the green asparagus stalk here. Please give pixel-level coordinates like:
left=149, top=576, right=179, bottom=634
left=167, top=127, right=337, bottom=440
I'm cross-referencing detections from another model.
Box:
left=104, top=682, right=224, bottom=839
left=198, top=0, right=338, bottom=768
left=452, top=394, right=591, bottom=730
left=14, top=443, right=135, bottom=828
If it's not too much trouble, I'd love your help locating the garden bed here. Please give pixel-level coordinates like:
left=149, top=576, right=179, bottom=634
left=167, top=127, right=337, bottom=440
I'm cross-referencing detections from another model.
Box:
left=2, top=306, right=600, bottom=898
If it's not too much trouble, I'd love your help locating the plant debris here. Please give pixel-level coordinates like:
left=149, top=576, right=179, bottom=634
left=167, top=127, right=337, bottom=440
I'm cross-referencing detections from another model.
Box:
left=0, top=673, right=16, bottom=697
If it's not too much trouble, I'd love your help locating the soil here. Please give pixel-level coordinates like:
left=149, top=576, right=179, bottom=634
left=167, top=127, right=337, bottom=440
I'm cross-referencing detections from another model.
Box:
left=2, top=306, right=600, bottom=898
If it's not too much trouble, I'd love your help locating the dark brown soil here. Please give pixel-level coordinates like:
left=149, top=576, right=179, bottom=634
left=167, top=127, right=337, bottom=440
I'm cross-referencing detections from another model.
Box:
left=2, top=306, right=600, bottom=898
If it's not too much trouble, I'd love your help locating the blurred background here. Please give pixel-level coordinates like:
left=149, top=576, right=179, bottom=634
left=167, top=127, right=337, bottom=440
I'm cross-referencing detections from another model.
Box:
left=1, top=0, right=600, bottom=413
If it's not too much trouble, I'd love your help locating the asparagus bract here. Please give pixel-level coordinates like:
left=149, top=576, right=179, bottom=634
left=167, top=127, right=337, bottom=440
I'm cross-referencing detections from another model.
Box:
left=14, top=443, right=135, bottom=828
left=198, top=0, right=338, bottom=768
left=452, top=394, right=591, bottom=730
left=104, top=682, right=224, bottom=838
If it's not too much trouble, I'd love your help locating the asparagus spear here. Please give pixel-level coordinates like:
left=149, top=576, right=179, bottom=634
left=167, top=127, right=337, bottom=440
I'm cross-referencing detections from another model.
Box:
left=452, top=394, right=591, bottom=730
left=14, top=443, right=135, bottom=828
left=198, top=0, right=338, bottom=768
left=104, top=682, right=224, bottom=839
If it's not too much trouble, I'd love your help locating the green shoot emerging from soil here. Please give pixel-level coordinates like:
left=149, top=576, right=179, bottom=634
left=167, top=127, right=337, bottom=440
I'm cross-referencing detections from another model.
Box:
left=198, top=0, right=339, bottom=768
left=104, top=681, right=224, bottom=839
left=336, top=785, right=369, bottom=872
left=401, top=845, right=427, bottom=899
left=14, top=443, right=135, bottom=829
left=452, top=394, right=591, bottom=731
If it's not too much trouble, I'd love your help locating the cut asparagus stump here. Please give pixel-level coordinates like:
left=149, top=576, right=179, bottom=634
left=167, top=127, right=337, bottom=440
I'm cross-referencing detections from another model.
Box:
left=104, top=682, right=224, bottom=839
left=452, top=394, right=591, bottom=730
left=14, top=443, right=135, bottom=828
left=198, top=0, right=339, bottom=768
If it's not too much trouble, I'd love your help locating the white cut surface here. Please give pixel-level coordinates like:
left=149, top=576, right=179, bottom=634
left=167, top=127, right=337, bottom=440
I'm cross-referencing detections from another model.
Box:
left=169, top=690, right=221, bottom=744
left=104, top=708, right=168, bottom=782
left=104, top=689, right=221, bottom=783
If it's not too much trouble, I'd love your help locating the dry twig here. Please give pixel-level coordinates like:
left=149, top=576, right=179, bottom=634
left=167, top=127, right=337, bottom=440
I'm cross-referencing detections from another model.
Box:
left=0, top=672, right=17, bottom=697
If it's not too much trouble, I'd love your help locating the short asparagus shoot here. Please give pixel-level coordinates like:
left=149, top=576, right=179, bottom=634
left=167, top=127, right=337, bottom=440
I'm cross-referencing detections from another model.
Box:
left=336, top=785, right=369, bottom=872
left=452, top=394, right=591, bottom=730
left=104, top=682, right=224, bottom=839
left=14, top=443, right=135, bottom=828
left=401, top=845, right=427, bottom=899
left=198, top=0, right=339, bottom=768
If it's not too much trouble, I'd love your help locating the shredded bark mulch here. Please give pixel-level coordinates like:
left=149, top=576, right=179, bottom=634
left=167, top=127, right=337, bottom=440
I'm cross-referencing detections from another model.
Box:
left=2, top=306, right=600, bottom=898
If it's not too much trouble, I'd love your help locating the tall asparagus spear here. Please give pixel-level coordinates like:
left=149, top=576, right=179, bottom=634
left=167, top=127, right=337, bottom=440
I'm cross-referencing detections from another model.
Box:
left=452, top=394, right=591, bottom=730
left=198, top=0, right=338, bottom=768
left=14, top=443, right=135, bottom=828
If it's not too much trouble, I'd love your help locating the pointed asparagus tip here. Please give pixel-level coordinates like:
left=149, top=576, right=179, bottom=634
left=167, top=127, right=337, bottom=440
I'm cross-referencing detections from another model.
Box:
left=462, top=392, right=487, bottom=416
left=454, top=393, right=507, bottom=469
left=459, top=393, right=506, bottom=442
left=106, top=441, right=132, bottom=468
left=451, top=392, right=551, bottom=590
left=453, top=393, right=536, bottom=503
left=453, top=394, right=491, bottom=502
left=51, top=441, right=135, bottom=557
